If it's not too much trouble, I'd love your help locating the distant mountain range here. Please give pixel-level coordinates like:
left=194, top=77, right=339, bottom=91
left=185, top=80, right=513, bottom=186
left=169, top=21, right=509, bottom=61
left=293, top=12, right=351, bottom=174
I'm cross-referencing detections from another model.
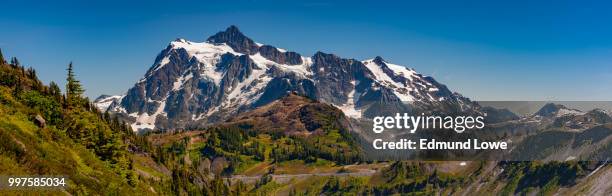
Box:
left=95, top=26, right=475, bottom=131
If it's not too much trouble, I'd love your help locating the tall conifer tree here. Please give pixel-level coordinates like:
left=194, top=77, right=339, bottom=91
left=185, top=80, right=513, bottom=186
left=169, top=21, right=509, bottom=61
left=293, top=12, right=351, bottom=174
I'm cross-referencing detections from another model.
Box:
left=66, top=62, right=84, bottom=107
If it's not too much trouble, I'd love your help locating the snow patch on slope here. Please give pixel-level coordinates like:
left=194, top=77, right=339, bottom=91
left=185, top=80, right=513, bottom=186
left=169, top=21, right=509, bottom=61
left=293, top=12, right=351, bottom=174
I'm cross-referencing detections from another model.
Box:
left=218, top=52, right=314, bottom=109
left=151, top=57, right=170, bottom=73
left=222, top=66, right=271, bottom=108
left=250, top=53, right=313, bottom=77
left=363, top=59, right=415, bottom=101
left=362, top=58, right=446, bottom=103
left=385, top=62, right=417, bottom=80
left=173, top=72, right=194, bottom=91
left=335, top=80, right=362, bottom=118
left=130, top=98, right=167, bottom=131
left=556, top=108, right=585, bottom=117
left=165, top=39, right=242, bottom=85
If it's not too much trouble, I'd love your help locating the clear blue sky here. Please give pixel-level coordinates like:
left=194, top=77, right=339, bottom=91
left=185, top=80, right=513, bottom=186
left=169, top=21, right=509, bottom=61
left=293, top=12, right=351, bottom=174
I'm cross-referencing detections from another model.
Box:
left=1, top=0, right=611, bottom=100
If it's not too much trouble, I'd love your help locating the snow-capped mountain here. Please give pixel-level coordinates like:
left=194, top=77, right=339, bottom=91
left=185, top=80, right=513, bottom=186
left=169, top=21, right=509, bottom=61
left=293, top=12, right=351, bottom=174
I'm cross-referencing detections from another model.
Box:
left=535, top=103, right=585, bottom=118
left=94, top=95, right=123, bottom=112
left=96, top=26, right=476, bottom=131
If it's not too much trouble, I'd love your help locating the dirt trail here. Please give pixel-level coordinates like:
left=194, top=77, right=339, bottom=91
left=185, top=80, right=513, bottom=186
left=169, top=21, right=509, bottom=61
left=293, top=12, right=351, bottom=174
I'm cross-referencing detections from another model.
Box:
left=224, top=167, right=376, bottom=184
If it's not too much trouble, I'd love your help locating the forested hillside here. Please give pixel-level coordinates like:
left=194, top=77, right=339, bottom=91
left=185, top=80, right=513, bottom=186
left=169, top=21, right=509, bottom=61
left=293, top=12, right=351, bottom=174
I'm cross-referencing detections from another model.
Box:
left=0, top=49, right=156, bottom=194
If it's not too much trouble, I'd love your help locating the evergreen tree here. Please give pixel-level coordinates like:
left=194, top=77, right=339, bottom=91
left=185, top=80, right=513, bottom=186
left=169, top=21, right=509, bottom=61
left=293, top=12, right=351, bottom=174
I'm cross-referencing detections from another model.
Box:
left=49, top=81, right=61, bottom=99
left=13, top=77, right=23, bottom=96
left=0, top=48, right=5, bottom=64
left=26, top=67, right=37, bottom=80
left=66, top=62, right=84, bottom=107
left=10, top=57, right=20, bottom=67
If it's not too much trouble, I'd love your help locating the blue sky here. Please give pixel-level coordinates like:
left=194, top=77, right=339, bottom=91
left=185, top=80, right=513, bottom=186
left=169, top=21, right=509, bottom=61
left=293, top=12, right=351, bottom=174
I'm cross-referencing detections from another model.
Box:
left=1, top=0, right=611, bottom=100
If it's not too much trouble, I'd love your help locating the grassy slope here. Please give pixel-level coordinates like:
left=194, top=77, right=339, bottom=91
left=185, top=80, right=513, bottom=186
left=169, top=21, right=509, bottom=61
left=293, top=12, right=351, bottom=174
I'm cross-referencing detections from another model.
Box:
left=0, top=85, right=161, bottom=195
left=0, top=61, right=177, bottom=195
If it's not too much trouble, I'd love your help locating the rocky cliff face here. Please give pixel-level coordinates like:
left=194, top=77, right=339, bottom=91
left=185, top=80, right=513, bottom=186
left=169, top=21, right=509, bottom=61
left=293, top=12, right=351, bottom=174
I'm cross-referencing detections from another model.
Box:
left=96, top=26, right=477, bottom=131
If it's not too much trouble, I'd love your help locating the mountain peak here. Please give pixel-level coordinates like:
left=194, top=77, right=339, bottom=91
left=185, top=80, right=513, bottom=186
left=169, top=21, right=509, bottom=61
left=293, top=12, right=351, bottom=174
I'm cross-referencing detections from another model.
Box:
left=206, top=25, right=259, bottom=54
left=373, top=56, right=386, bottom=64
left=210, top=25, right=244, bottom=38
left=535, top=103, right=583, bottom=117
left=535, top=103, right=565, bottom=117
left=226, top=25, right=241, bottom=33
left=99, top=26, right=474, bottom=131
left=313, top=51, right=338, bottom=58
left=174, top=38, right=187, bottom=43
